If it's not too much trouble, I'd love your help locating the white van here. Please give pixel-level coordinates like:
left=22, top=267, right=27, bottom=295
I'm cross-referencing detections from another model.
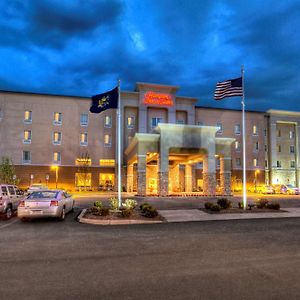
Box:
left=0, top=185, right=24, bottom=219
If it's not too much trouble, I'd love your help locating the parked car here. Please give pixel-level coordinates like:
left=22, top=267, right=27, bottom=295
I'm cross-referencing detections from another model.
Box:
left=27, top=184, right=48, bottom=194
left=18, top=190, right=74, bottom=221
left=280, top=184, right=300, bottom=195
left=0, top=184, right=24, bottom=219
left=260, top=185, right=275, bottom=194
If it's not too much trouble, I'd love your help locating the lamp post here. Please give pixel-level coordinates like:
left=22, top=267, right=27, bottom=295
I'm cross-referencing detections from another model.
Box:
left=51, top=165, right=59, bottom=189
left=254, top=169, right=260, bottom=193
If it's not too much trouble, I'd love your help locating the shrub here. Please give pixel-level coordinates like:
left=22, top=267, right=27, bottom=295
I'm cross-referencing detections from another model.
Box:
left=140, top=203, right=150, bottom=211
left=123, top=199, right=137, bottom=210
left=204, top=202, right=214, bottom=210
left=238, top=202, right=244, bottom=209
left=94, top=201, right=103, bottom=208
left=217, top=198, right=232, bottom=209
left=256, top=198, right=269, bottom=209
left=210, top=204, right=221, bottom=212
left=109, top=197, right=119, bottom=210
left=143, top=206, right=158, bottom=218
left=92, top=207, right=109, bottom=216
left=120, top=207, right=133, bottom=218
left=266, top=202, right=280, bottom=210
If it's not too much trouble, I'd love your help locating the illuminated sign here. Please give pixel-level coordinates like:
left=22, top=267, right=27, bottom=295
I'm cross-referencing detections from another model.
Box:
left=144, top=91, right=173, bottom=106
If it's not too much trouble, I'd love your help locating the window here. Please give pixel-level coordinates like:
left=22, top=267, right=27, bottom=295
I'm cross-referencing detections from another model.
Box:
left=23, top=151, right=31, bottom=163
left=23, top=130, right=32, bottom=144
left=265, top=160, right=268, bottom=168
left=264, top=128, right=267, bottom=137
left=104, top=134, right=111, bottom=147
left=0, top=109, right=3, bottom=120
left=104, top=115, right=112, bottom=128
left=254, top=141, right=259, bottom=151
left=216, top=123, right=223, bottom=134
left=197, top=121, right=204, bottom=126
left=76, top=158, right=92, bottom=166
left=253, top=158, right=258, bottom=167
left=265, top=145, right=268, bottom=152
left=80, top=113, right=89, bottom=126
left=24, top=110, right=32, bottom=123
left=80, top=133, right=88, bottom=146
left=290, top=145, right=295, bottom=153
left=53, top=132, right=62, bottom=145
left=127, top=116, right=135, bottom=129
left=151, top=117, right=163, bottom=128
left=277, top=145, right=281, bottom=153
left=236, top=158, right=241, bottom=167
left=53, top=112, right=62, bottom=125
left=234, top=124, right=241, bottom=135
left=291, top=161, right=295, bottom=168
left=277, top=160, right=281, bottom=168
left=277, top=129, right=281, bottom=137
left=253, top=125, right=258, bottom=135
left=216, top=158, right=220, bottom=168
left=53, top=152, right=61, bottom=163
left=235, top=141, right=240, bottom=151
left=289, top=131, right=295, bottom=139
left=99, top=159, right=115, bottom=166
left=176, top=120, right=184, bottom=124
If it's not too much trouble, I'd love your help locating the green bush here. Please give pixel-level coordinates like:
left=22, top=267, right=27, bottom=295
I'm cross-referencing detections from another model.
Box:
left=217, top=198, right=232, bottom=209
left=120, top=208, right=133, bottom=218
left=204, top=202, right=214, bottom=210
left=94, top=201, right=103, bottom=208
left=256, top=198, right=269, bottom=209
left=238, top=202, right=244, bottom=209
left=140, top=203, right=150, bottom=211
left=109, top=197, right=119, bottom=210
left=92, top=207, right=109, bottom=216
left=210, top=204, right=221, bottom=212
left=123, top=199, right=137, bottom=210
left=266, top=202, right=280, bottom=210
left=143, top=206, right=158, bottom=218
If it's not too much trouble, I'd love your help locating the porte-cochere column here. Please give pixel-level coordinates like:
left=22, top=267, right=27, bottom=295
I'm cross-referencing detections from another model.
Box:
left=185, top=164, right=193, bottom=192
left=220, top=156, right=232, bottom=195
left=127, top=164, right=134, bottom=192
left=158, top=147, right=169, bottom=196
left=137, top=155, right=147, bottom=196
left=203, top=154, right=216, bottom=196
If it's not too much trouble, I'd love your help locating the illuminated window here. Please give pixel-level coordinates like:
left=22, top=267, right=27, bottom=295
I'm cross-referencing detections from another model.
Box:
left=291, top=161, right=295, bottom=168
left=104, top=115, right=112, bottom=128
left=80, top=133, right=88, bottom=146
left=151, top=118, right=163, bottom=128
left=53, top=112, right=62, bottom=125
left=76, top=158, right=91, bottom=166
left=24, top=110, right=32, bottom=123
left=127, top=116, right=135, bottom=129
left=75, top=173, right=92, bottom=188
left=104, top=134, right=111, bottom=147
left=277, top=160, right=281, bottom=168
left=290, top=145, right=295, bottom=153
left=23, top=151, right=31, bottom=164
left=234, top=124, right=241, bottom=135
left=53, top=132, right=62, bottom=145
left=216, top=123, right=223, bottom=134
left=253, top=125, right=258, bottom=135
left=253, top=158, right=258, bottom=167
left=99, top=173, right=114, bottom=189
left=23, top=130, right=32, bottom=144
left=53, top=152, right=61, bottom=163
left=99, top=159, right=115, bottom=166
left=235, top=141, right=240, bottom=151
left=236, top=158, right=241, bottom=167
left=289, top=131, right=295, bottom=139
left=80, top=113, right=89, bottom=126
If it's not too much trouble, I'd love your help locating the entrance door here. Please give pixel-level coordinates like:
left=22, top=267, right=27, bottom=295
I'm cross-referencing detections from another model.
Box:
left=99, top=173, right=114, bottom=191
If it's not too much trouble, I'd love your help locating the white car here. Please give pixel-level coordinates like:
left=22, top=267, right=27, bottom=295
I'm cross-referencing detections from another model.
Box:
left=27, top=184, right=48, bottom=194
left=18, top=190, right=74, bottom=221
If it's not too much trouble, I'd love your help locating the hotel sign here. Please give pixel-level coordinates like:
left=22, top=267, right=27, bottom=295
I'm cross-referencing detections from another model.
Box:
left=144, top=91, right=173, bottom=106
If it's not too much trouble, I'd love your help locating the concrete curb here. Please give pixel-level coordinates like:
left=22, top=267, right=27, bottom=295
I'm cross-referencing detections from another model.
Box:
left=77, top=209, right=164, bottom=226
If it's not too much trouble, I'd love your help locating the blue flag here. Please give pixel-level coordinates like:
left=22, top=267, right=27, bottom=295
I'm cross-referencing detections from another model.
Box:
left=90, top=86, right=118, bottom=113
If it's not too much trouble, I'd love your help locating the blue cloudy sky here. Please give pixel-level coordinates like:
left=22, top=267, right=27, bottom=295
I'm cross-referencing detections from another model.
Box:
left=0, top=0, right=299, bottom=111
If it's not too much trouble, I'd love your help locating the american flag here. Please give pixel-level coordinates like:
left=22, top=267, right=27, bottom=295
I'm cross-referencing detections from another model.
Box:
left=214, top=77, right=243, bottom=100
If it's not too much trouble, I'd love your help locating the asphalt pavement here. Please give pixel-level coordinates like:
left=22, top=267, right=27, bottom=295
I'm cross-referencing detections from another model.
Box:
left=1, top=209, right=300, bottom=300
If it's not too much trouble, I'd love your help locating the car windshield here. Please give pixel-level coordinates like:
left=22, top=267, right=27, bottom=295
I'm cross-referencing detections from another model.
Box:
left=27, top=191, right=59, bottom=199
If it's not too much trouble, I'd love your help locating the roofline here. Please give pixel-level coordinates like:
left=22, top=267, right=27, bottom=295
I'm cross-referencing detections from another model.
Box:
left=195, top=105, right=266, bottom=114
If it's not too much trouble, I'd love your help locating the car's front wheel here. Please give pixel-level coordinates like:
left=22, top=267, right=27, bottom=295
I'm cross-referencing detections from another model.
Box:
left=5, top=206, right=13, bottom=220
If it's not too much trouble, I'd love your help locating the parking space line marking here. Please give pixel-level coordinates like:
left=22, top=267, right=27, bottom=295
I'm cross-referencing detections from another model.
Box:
left=0, top=219, right=19, bottom=229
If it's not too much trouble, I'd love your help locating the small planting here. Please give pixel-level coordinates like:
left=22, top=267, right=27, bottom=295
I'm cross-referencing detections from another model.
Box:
left=238, top=202, right=244, bottom=209
left=92, top=206, right=109, bottom=216
left=120, top=207, right=133, bottom=218
left=140, top=203, right=158, bottom=218
left=140, top=203, right=150, bottom=211
left=210, top=204, right=221, bottom=212
left=266, top=202, right=280, bottom=210
left=217, top=198, right=232, bottom=209
left=109, top=197, right=119, bottom=210
left=94, top=201, right=103, bottom=208
left=256, top=198, right=269, bottom=209
left=204, top=202, right=214, bottom=210
left=122, top=199, right=137, bottom=210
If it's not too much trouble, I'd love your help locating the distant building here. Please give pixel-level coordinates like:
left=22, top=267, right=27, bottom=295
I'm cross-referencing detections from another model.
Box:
left=0, top=82, right=299, bottom=195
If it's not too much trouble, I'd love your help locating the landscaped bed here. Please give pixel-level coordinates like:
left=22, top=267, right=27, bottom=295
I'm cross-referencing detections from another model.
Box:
left=79, top=199, right=165, bottom=225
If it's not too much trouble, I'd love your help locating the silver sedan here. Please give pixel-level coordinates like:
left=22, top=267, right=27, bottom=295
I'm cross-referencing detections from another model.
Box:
left=18, top=190, right=74, bottom=221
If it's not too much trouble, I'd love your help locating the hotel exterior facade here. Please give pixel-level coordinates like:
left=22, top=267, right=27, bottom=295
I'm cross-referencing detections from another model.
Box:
left=1, top=82, right=300, bottom=195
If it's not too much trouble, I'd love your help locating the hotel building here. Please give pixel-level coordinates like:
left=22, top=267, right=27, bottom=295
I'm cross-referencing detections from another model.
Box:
left=0, top=82, right=300, bottom=195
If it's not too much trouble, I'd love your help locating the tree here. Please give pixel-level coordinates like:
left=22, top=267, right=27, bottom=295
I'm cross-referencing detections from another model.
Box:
left=0, top=157, right=16, bottom=184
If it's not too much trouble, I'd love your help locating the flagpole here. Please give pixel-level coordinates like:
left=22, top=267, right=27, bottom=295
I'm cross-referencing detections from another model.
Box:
left=241, top=65, right=247, bottom=210
left=117, top=79, right=122, bottom=208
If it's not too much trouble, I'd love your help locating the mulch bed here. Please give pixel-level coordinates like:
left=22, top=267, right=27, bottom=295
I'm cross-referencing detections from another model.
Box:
left=84, top=208, right=165, bottom=222
left=200, top=208, right=286, bottom=214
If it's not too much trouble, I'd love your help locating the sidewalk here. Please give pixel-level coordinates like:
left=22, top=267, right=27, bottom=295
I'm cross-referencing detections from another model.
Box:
left=158, top=207, right=300, bottom=222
